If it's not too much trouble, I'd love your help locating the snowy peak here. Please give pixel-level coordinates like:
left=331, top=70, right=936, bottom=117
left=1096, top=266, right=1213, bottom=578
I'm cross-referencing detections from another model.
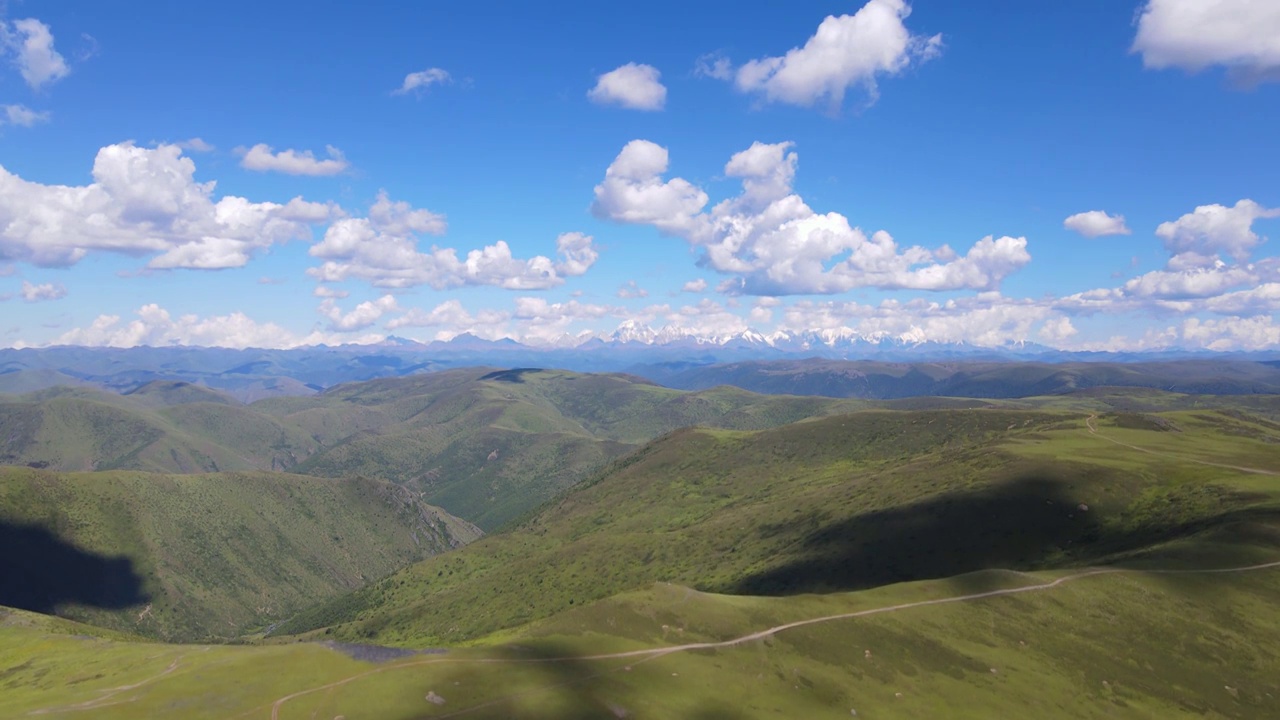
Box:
left=411, top=320, right=1046, bottom=358
left=610, top=320, right=658, bottom=344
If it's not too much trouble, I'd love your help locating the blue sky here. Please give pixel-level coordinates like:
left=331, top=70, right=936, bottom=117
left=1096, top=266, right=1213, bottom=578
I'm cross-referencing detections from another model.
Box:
left=2, top=0, right=1279, bottom=350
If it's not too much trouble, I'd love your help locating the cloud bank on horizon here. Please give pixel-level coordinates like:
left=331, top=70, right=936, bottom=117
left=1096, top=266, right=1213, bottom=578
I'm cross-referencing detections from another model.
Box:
left=1, top=0, right=1278, bottom=353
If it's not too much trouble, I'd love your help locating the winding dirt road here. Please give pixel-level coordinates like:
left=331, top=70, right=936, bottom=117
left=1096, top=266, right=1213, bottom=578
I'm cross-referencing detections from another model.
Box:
left=29, top=659, right=182, bottom=715
left=31, top=412, right=1280, bottom=719
left=1084, top=414, right=1278, bottom=476
left=258, top=413, right=1280, bottom=718
left=262, top=558, right=1280, bottom=719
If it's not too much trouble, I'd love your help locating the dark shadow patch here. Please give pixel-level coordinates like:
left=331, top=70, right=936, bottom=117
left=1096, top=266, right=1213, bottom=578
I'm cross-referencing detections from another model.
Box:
left=478, top=368, right=544, bottom=384
left=352, top=355, right=404, bottom=369
left=224, top=360, right=273, bottom=375
left=0, top=521, right=147, bottom=613
left=1109, top=413, right=1180, bottom=432
left=122, top=380, right=191, bottom=394
left=397, top=640, right=749, bottom=720
left=323, top=641, right=445, bottom=663
left=731, top=476, right=1280, bottom=596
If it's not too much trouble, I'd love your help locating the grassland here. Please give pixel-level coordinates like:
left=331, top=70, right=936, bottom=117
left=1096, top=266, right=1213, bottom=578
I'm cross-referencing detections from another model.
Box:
left=4, top=558, right=1278, bottom=719
left=648, top=357, right=1280, bottom=398
left=0, top=467, right=480, bottom=641
left=3, top=382, right=1280, bottom=718
left=280, top=368, right=866, bottom=529
left=272, top=404, right=1280, bottom=650
left=0, top=386, right=319, bottom=474
left=0, top=392, right=1278, bottom=718
left=3, top=369, right=866, bottom=530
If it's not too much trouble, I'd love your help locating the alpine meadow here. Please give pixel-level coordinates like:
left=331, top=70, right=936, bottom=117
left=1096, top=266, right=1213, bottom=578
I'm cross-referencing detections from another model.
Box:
left=3, top=1, right=1280, bottom=719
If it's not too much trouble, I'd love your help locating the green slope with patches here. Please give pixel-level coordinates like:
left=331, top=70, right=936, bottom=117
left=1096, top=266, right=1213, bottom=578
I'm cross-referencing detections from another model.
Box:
left=0, top=467, right=481, bottom=642
left=282, top=368, right=864, bottom=529
left=2, top=395, right=1279, bottom=718
left=120, top=380, right=239, bottom=407
left=274, top=405, right=1280, bottom=649
left=3, top=541, right=1278, bottom=718
left=0, top=392, right=321, bottom=474
left=649, top=358, right=1280, bottom=398
left=2, top=369, right=862, bottom=529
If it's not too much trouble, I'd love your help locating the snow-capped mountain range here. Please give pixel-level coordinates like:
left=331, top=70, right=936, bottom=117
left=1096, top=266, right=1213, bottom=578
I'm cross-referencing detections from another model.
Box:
left=421, top=320, right=1050, bottom=358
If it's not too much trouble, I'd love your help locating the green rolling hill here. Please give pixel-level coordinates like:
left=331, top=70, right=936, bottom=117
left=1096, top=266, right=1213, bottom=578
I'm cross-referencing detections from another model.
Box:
left=0, top=467, right=481, bottom=642
left=641, top=358, right=1280, bottom=398
left=281, top=368, right=864, bottom=529
left=2, top=397, right=1278, bottom=719
left=119, top=379, right=239, bottom=407
left=0, top=384, right=320, bottom=473
left=273, top=405, right=1280, bottom=650
left=11, top=369, right=1279, bottom=536
left=4, top=368, right=866, bottom=530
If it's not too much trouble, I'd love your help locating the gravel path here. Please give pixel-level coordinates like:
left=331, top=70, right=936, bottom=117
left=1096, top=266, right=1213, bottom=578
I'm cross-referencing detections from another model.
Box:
left=1085, top=413, right=1279, bottom=475
left=264, top=558, right=1280, bottom=719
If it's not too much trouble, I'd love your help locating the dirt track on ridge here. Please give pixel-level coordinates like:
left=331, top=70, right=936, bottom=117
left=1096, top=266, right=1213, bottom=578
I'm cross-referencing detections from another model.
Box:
left=258, top=558, right=1280, bottom=720
left=1085, top=414, right=1278, bottom=476
left=27, top=413, right=1280, bottom=719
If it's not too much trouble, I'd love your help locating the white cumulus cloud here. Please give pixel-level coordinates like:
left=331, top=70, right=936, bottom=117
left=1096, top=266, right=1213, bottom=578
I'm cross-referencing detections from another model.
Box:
left=386, top=300, right=513, bottom=341
left=2, top=104, right=49, bottom=127
left=3, top=18, right=70, bottom=90
left=313, top=285, right=350, bottom=299
left=389, top=300, right=482, bottom=331
left=308, top=192, right=597, bottom=290
left=1122, top=264, right=1257, bottom=300
left=319, top=294, right=400, bottom=332
left=1132, top=0, right=1280, bottom=84
left=1038, top=316, right=1078, bottom=343
left=1180, top=315, right=1280, bottom=351
left=51, top=304, right=378, bottom=349
left=553, top=231, right=598, bottom=276
left=1204, top=283, right=1280, bottom=315
left=1155, top=199, right=1279, bottom=263
left=239, top=144, right=350, bottom=176
left=591, top=140, right=709, bottom=237
left=732, top=0, right=941, bottom=110
left=0, top=142, right=339, bottom=269
left=511, top=297, right=618, bottom=344
left=20, top=280, right=65, bottom=302
left=1063, top=210, right=1131, bottom=238
left=177, top=138, right=215, bottom=153
left=593, top=139, right=1029, bottom=295
left=779, top=293, right=1056, bottom=348
left=588, top=63, right=667, bottom=111
left=394, top=68, right=451, bottom=95
left=694, top=53, right=733, bottom=81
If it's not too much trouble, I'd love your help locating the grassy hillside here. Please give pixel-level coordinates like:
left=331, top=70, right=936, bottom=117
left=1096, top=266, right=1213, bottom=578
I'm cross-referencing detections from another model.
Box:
left=280, top=368, right=864, bottom=529
left=0, top=389, right=321, bottom=474
left=10, top=369, right=1278, bottom=539
left=1005, top=385, right=1280, bottom=422
left=274, top=405, right=1280, bottom=648
left=120, top=379, right=238, bottom=407
left=2, top=396, right=1278, bottom=718
left=1, top=369, right=862, bottom=529
left=3, top=543, right=1278, bottom=718
left=0, top=368, right=92, bottom=394
left=644, top=358, right=1280, bottom=398
left=0, top=467, right=481, bottom=641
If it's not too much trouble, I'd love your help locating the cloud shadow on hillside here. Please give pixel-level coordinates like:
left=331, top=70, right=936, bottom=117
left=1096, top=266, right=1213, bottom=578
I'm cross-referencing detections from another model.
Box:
left=732, top=476, right=1280, bottom=597
left=0, top=521, right=147, bottom=614
left=395, top=640, right=748, bottom=720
